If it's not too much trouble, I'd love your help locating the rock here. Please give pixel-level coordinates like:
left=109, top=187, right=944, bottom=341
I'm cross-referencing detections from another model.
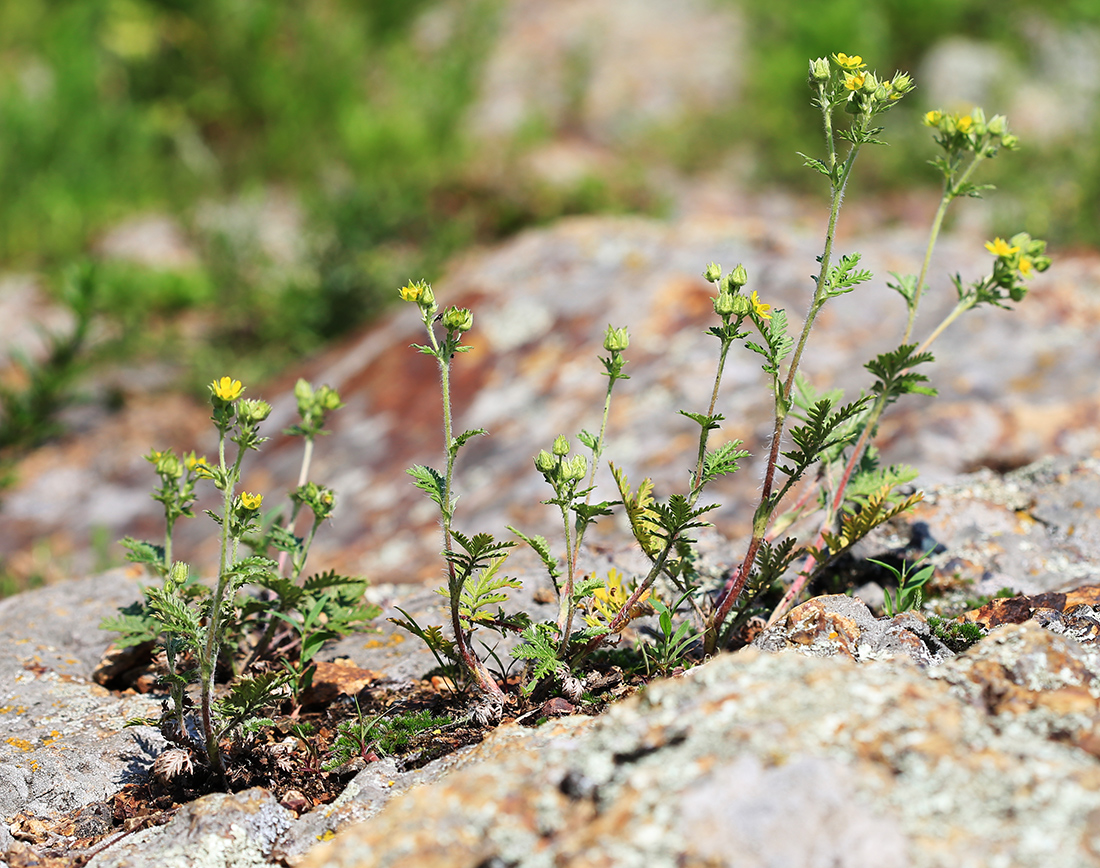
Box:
left=0, top=569, right=165, bottom=822
left=466, top=0, right=743, bottom=145
left=753, top=593, right=951, bottom=667
left=899, top=456, right=1100, bottom=597
left=301, top=642, right=1100, bottom=868
left=5, top=209, right=1098, bottom=592
left=11, top=502, right=1100, bottom=865
left=87, top=787, right=292, bottom=868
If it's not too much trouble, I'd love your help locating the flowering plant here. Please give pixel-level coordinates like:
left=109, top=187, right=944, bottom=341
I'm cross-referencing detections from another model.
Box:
left=103, top=377, right=377, bottom=783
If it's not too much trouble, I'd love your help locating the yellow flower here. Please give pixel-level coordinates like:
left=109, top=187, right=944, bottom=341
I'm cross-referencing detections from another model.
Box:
left=239, top=491, right=263, bottom=510
left=185, top=454, right=208, bottom=471
left=843, top=72, right=866, bottom=91
left=750, top=291, right=772, bottom=320
left=398, top=283, right=422, bottom=302
left=956, top=114, right=973, bottom=133
left=211, top=376, right=244, bottom=402
left=1018, top=256, right=1034, bottom=277
left=833, top=53, right=864, bottom=70
left=984, top=238, right=1020, bottom=258
left=923, top=110, right=943, bottom=127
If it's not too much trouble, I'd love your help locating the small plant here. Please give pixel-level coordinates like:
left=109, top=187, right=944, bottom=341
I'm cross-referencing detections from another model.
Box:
left=103, top=376, right=377, bottom=784
left=640, top=592, right=700, bottom=677
left=396, top=52, right=1049, bottom=699
left=867, top=549, right=938, bottom=616
left=324, top=703, right=454, bottom=771
left=927, top=615, right=986, bottom=653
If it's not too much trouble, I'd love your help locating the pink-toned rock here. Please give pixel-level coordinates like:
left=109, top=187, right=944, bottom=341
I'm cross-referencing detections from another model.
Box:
left=3, top=202, right=1098, bottom=595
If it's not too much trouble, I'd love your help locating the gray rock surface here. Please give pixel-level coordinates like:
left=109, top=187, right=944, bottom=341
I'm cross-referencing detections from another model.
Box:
left=301, top=636, right=1100, bottom=868
left=7, top=450, right=1100, bottom=866
left=0, top=569, right=164, bottom=822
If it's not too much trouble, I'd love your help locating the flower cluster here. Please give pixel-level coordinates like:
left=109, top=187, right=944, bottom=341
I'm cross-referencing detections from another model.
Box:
left=983, top=233, right=1051, bottom=302
left=535, top=435, right=588, bottom=485
left=924, top=107, right=1018, bottom=157
left=806, top=52, right=913, bottom=119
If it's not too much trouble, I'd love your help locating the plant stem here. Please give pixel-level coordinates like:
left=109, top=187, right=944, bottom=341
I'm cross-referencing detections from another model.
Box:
left=689, top=337, right=734, bottom=501
left=200, top=428, right=233, bottom=782
left=429, top=323, right=504, bottom=701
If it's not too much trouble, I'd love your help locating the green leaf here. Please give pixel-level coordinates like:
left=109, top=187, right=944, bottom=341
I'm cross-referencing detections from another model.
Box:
left=576, top=429, right=598, bottom=451
left=865, top=344, right=937, bottom=405
left=452, top=557, right=521, bottom=625
left=407, top=464, right=447, bottom=509
left=507, top=526, right=562, bottom=584
left=701, top=441, right=750, bottom=485
left=119, top=537, right=165, bottom=570
left=798, top=152, right=831, bottom=177
left=822, top=253, right=873, bottom=298
left=451, top=428, right=487, bottom=451
left=511, top=623, right=561, bottom=691
left=678, top=410, right=724, bottom=432
left=779, top=397, right=869, bottom=482
left=744, top=308, right=794, bottom=379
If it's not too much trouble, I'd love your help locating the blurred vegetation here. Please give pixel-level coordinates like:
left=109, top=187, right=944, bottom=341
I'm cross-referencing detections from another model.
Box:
left=0, top=0, right=650, bottom=388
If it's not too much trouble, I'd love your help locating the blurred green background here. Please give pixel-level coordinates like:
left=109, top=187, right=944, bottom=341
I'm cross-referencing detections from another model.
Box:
left=0, top=0, right=1095, bottom=460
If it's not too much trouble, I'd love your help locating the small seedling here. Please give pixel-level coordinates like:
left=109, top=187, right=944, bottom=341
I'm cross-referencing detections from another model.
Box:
left=868, top=549, right=938, bottom=617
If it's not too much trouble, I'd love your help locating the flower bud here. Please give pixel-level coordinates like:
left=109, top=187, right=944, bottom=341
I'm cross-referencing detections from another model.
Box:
left=535, top=450, right=556, bottom=473
left=603, top=325, right=629, bottom=353
left=890, top=72, right=913, bottom=94
left=713, top=291, right=737, bottom=317
left=703, top=262, right=722, bottom=283
left=716, top=292, right=752, bottom=318
left=237, top=399, right=272, bottom=424
left=986, top=114, right=1007, bottom=137
left=727, top=263, right=748, bottom=288
left=1000, top=133, right=1019, bottom=149
left=147, top=448, right=182, bottom=479
left=441, top=306, right=473, bottom=333
left=566, top=455, right=588, bottom=481
left=808, top=57, right=830, bottom=84
left=552, top=434, right=570, bottom=456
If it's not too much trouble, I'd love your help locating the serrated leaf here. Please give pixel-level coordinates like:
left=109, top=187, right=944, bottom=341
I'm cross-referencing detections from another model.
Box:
left=507, top=526, right=562, bottom=583
left=701, top=440, right=750, bottom=485
left=678, top=410, right=724, bottom=432
left=821, top=485, right=924, bottom=556
left=407, top=464, right=447, bottom=508
left=456, top=556, right=521, bottom=624
left=611, top=463, right=662, bottom=558
left=120, top=537, right=166, bottom=570
left=451, top=428, right=487, bottom=451
left=798, top=152, right=831, bottom=177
